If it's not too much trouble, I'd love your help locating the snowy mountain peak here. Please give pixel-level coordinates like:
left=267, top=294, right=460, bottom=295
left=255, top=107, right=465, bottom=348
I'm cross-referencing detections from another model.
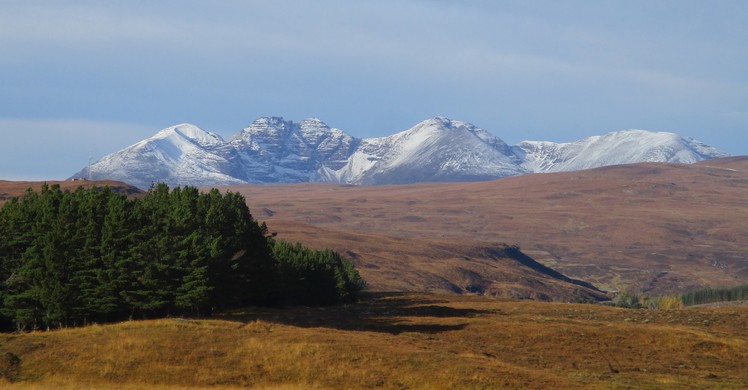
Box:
left=74, top=117, right=729, bottom=189
left=410, top=116, right=468, bottom=131
left=421, top=115, right=453, bottom=126
left=238, top=117, right=293, bottom=137
left=388, top=117, right=477, bottom=148
left=249, top=116, right=290, bottom=128
left=517, top=129, right=729, bottom=173
left=298, top=117, right=338, bottom=143
left=71, top=122, right=243, bottom=189
left=234, top=117, right=341, bottom=145
left=154, top=123, right=225, bottom=146
left=327, top=117, right=527, bottom=185
left=300, top=117, right=329, bottom=128
left=402, top=117, right=515, bottom=157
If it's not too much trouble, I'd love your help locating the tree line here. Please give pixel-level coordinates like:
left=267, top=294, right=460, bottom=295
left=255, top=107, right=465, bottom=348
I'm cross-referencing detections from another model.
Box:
left=0, top=183, right=364, bottom=331
left=680, top=284, right=748, bottom=306
left=612, top=284, right=748, bottom=309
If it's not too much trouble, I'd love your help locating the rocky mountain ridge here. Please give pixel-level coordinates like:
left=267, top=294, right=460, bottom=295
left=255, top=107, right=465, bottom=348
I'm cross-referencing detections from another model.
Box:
left=72, top=116, right=729, bottom=189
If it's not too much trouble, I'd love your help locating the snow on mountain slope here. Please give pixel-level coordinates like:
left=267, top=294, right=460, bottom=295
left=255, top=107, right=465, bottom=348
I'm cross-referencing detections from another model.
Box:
left=229, top=117, right=358, bottom=183
left=516, top=130, right=729, bottom=173
left=72, top=124, right=245, bottom=189
left=72, top=118, right=729, bottom=189
left=329, top=117, right=525, bottom=184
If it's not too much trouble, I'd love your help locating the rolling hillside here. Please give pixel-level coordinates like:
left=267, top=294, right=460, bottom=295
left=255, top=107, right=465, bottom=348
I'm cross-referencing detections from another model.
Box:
left=225, top=157, right=748, bottom=295
left=0, top=178, right=601, bottom=302
left=1, top=162, right=747, bottom=388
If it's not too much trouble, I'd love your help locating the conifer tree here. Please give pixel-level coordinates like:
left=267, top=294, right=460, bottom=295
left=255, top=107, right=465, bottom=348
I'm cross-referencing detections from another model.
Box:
left=0, top=183, right=365, bottom=330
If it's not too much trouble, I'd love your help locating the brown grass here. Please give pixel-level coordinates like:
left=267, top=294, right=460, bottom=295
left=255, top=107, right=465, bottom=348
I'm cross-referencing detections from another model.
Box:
left=220, top=157, right=748, bottom=296
left=1, top=293, right=746, bottom=389
left=4, top=161, right=745, bottom=387
left=4, top=159, right=745, bottom=298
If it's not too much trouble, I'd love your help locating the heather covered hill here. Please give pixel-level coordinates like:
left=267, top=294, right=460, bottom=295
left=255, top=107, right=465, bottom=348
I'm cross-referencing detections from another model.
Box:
left=227, top=157, right=748, bottom=296
left=0, top=179, right=605, bottom=302
left=253, top=219, right=606, bottom=302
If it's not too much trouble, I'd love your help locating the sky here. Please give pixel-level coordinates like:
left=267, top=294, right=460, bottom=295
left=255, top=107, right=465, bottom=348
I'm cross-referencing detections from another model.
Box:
left=0, top=0, right=746, bottom=180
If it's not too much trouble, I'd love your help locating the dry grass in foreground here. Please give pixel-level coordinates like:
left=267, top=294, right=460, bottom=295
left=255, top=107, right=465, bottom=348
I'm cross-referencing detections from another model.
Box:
left=1, top=293, right=746, bottom=389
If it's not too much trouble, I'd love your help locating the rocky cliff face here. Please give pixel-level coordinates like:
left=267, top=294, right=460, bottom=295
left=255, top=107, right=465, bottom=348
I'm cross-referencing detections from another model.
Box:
left=227, top=117, right=359, bottom=183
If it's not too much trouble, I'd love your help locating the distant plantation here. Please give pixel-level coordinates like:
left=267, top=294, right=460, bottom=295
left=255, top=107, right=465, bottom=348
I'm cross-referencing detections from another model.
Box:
left=612, top=284, right=748, bottom=309
left=681, top=284, right=748, bottom=306
left=0, top=183, right=363, bottom=331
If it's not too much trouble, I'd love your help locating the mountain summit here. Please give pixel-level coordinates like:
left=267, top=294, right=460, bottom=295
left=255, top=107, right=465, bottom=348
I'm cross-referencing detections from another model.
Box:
left=320, top=117, right=526, bottom=185
left=516, top=129, right=727, bottom=173
left=72, top=117, right=728, bottom=188
left=74, top=124, right=245, bottom=189
left=228, top=117, right=358, bottom=184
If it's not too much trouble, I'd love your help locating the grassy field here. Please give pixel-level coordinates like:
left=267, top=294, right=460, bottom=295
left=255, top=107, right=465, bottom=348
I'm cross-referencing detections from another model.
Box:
left=1, top=293, right=746, bottom=389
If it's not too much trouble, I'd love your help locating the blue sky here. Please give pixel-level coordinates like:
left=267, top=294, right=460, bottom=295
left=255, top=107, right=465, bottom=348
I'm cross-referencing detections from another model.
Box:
left=1, top=0, right=746, bottom=180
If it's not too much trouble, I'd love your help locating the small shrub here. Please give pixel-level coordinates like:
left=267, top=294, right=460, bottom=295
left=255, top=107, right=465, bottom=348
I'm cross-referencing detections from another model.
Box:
left=612, top=291, right=642, bottom=309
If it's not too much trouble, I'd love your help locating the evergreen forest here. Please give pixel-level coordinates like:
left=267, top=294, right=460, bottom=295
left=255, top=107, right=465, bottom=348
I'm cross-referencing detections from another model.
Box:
left=0, top=183, right=364, bottom=331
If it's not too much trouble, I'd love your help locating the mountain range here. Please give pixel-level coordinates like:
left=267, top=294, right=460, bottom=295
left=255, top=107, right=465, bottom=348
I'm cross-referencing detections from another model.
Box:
left=72, top=117, right=728, bottom=189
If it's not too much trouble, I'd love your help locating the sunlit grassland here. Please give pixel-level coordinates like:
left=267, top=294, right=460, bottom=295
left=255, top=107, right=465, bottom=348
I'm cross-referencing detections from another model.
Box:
left=1, top=293, right=747, bottom=389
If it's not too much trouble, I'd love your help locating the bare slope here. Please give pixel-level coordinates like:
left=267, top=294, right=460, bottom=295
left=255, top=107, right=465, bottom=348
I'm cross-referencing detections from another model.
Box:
left=227, top=157, right=748, bottom=295
left=261, top=220, right=604, bottom=301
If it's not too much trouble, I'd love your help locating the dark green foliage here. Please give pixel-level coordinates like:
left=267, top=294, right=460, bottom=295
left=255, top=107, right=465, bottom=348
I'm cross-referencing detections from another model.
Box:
left=681, top=284, right=748, bottom=306
left=608, top=284, right=748, bottom=310
left=0, top=183, right=364, bottom=331
left=610, top=291, right=643, bottom=309
left=271, top=241, right=365, bottom=305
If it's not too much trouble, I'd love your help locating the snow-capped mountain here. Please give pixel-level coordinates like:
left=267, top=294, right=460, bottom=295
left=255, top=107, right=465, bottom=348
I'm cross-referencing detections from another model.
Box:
left=228, top=117, right=359, bottom=183
left=73, top=124, right=246, bottom=189
left=515, top=129, right=729, bottom=173
left=321, top=117, right=526, bottom=184
left=72, top=117, right=729, bottom=188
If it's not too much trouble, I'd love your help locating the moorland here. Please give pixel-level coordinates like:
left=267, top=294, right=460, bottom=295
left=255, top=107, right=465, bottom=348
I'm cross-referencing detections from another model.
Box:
left=0, top=292, right=746, bottom=388
left=227, top=157, right=748, bottom=296
left=0, top=157, right=747, bottom=388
